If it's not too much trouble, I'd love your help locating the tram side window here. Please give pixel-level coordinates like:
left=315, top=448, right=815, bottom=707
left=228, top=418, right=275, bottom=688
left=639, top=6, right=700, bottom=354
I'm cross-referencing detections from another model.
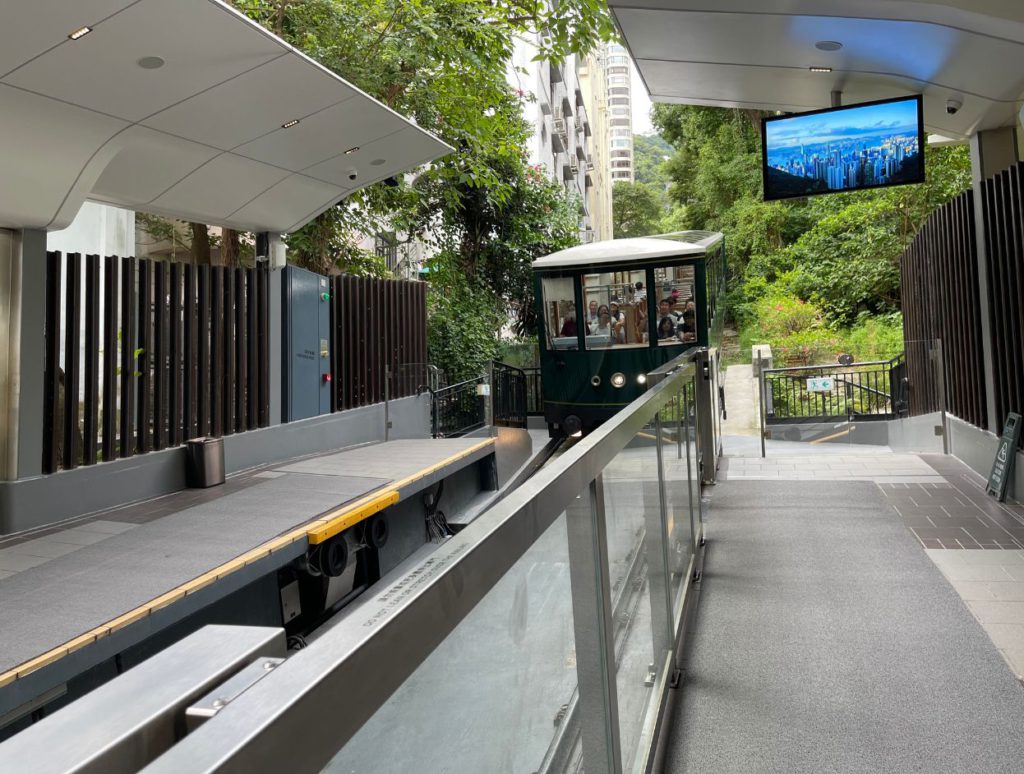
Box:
left=653, top=265, right=697, bottom=347
left=542, top=277, right=580, bottom=350
left=581, top=270, right=648, bottom=350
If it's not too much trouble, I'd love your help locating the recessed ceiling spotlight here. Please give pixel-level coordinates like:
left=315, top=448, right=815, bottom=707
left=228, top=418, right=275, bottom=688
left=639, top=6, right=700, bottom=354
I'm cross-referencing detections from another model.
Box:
left=809, top=67, right=833, bottom=73
left=344, top=146, right=360, bottom=155
left=815, top=40, right=843, bottom=52
left=137, top=56, right=165, bottom=70
left=68, top=26, right=92, bottom=40
left=282, top=119, right=300, bottom=129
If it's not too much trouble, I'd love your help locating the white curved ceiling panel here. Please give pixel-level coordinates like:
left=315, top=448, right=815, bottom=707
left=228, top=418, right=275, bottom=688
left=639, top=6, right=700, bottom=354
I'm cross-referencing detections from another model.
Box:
left=0, top=0, right=450, bottom=232
left=0, top=85, right=127, bottom=230
left=142, top=54, right=352, bottom=151
left=228, top=175, right=346, bottom=234
left=234, top=98, right=401, bottom=172
left=609, top=0, right=1024, bottom=139
left=305, top=127, right=444, bottom=188
left=90, top=127, right=221, bottom=204
left=5, top=0, right=283, bottom=123
left=0, top=0, right=133, bottom=77
left=150, top=154, right=291, bottom=225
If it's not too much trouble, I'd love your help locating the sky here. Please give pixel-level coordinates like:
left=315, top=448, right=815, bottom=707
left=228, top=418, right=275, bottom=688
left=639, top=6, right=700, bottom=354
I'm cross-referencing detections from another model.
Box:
left=766, top=98, right=919, bottom=149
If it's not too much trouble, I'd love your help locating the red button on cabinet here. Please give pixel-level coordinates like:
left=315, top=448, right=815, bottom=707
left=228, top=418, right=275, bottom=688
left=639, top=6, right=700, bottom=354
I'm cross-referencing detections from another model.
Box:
left=323, top=373, right=332, bottom=383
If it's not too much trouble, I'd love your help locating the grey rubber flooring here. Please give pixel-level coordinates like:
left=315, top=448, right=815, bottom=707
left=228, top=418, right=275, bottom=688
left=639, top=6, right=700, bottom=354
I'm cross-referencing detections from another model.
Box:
left=666, top=480, right=1024, bottom=774
left=0, top=472, right=387, bottom=674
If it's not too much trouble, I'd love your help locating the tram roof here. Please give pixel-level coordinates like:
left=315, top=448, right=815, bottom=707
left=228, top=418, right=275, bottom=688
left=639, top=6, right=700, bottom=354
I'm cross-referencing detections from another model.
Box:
left=533, top=231, right=723, bottom=269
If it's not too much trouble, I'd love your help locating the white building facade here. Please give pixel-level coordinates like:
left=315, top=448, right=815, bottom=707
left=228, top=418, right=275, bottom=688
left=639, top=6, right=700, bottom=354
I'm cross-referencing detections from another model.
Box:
left=606, top=43, right=635, bottom=183
left=509, top=36, right=608, bottom=242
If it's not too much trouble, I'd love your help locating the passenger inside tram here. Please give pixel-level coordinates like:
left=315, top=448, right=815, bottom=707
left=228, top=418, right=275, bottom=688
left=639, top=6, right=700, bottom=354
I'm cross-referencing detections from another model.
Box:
left=657, top=316, right=676, bottom=341
left=654, top=265, right=697, bottom=346
left=582, top=270, right=647, bottom=350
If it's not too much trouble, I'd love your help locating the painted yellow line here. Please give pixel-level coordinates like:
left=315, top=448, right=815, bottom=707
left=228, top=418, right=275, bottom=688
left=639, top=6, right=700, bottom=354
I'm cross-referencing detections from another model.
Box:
left=15, top=647, right=70, bottom=679
left=2, top=437, right=496, bottom=684
left=307, top=490, right=400, bottom=545
left=810, top=428, right=852, bottom=444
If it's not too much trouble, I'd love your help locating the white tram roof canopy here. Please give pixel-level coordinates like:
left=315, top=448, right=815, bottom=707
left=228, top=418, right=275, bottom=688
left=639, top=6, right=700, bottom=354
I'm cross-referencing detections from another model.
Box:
left=0, top=0, right=452, bottom=233
left=533, top=231, right=723, bottom=269
left=608, top=0, right=1024, bottom=140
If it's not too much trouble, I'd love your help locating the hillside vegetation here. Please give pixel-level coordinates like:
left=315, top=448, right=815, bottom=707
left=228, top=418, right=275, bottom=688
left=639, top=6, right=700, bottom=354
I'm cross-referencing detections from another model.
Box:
left=646, top=106, right=971, bottom=365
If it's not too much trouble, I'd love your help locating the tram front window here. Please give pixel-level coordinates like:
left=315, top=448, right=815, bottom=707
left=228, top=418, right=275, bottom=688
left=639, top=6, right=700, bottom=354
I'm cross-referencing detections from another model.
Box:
left=582, top=270, right=647, bottom=350
left=654, top=265, right=697, bottom=347
left=541, top=277, right=579, bottom=350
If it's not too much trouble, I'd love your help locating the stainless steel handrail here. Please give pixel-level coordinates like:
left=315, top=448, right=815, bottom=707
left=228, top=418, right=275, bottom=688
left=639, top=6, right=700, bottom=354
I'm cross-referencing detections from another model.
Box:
left=142, top=351, right=701, bottom=774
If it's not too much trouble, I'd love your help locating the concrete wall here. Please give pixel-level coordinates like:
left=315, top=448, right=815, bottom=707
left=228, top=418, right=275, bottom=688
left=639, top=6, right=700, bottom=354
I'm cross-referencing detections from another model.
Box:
left=947, top=414, right=1024, bottom=502
left=0, top=394, right=430, bottom=535
left=46, top=202, right=134, bottom=257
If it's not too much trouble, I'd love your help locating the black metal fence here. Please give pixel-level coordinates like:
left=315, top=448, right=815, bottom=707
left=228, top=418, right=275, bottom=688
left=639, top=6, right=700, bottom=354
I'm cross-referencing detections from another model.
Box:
left=980, top=163, right=1024, bottom=435
left=330, top=274, right=427, bottom=412
left=763, top=357, right=906, bottom=424
left=431, top=377, right=486, bottom=438
left=900, top=191, right=985, bottom=426
left=42, top=253, right=270, bottom=473
left=521, top=366, right=543, bottom=416
left=492, top=362, right=527, bottom=429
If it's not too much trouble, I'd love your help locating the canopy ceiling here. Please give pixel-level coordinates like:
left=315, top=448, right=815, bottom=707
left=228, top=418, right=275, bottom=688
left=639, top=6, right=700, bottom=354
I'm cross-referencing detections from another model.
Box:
left=608, top=0, right=1024, bottom=140
left=0, top=0, right=451, bottom=233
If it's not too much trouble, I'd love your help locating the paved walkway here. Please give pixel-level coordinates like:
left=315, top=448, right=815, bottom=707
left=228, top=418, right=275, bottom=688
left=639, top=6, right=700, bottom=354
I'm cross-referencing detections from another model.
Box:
left=666, top=438, right=1024, bottom=772
left=720, top=364, right=759, bottom=437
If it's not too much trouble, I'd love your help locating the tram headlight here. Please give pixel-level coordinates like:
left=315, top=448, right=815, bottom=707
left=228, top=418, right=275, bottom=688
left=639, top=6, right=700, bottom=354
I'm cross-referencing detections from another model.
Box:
left=591, top=375, right=601, bottom=387
left=637, top=374, right=647, bottom=385
left=610, top=372, right=626, bottom=388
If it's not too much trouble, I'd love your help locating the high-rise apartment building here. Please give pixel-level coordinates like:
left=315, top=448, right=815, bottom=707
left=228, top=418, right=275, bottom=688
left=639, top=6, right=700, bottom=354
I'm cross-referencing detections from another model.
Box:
left=578, top=46, right=613, bottom=242
left=509, top=36, right=610, bottom=242
left=606, top=43, right=634, bottom=183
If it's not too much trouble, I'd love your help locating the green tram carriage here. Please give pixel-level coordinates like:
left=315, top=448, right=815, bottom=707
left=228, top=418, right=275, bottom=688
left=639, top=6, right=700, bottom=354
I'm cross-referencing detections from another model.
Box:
left=533, top=231, right=726, bottom=436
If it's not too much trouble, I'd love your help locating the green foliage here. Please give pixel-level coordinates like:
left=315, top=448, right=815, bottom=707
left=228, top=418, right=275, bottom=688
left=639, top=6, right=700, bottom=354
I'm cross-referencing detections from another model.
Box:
left=612, top=181, right=665, bottom=238
left=632, top=133, right=672, bottom=188
left=239, top=0, right=613, bottom=274
left=653, top=103, right=972, bottom=362
left=739, top=293, right=904, bottom=367
left=425, top=268, right=502, bottom=382
left=238, top=0, right=611, bottom=375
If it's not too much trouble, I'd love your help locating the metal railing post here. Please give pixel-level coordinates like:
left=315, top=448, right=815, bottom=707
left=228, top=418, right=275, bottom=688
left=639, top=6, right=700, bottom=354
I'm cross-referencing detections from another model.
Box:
left=485, top=361, right=494, bottom=431
left=649, top=414, right=675, bottom=660
left=935, top=339, right=949, bottom=454
left=757, top=353, right=766, bottom=458
left=566, top=476, right=623, bottom=774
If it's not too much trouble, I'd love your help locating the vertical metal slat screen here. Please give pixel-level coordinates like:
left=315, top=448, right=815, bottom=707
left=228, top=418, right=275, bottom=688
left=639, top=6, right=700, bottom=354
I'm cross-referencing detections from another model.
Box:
left=899, top=190, right=985, bottom=430
left=329, top=274, right=429, bottom=412
left=40, top=255, right=271, bottom=472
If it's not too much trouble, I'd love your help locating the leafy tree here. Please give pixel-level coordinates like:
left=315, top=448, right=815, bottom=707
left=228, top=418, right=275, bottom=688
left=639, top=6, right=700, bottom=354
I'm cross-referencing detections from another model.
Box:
left=632, top=133, right=672, bottom=188
left=613, top=181, right=665, bottom=238
left=652, top=102, right=972, bottom=360
left=232, top=0, right=614, bottom=378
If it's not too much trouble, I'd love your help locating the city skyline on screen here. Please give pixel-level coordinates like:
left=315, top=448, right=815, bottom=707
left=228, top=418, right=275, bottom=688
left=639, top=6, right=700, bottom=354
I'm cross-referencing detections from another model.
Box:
left=763, top=96, right=923, bottom=200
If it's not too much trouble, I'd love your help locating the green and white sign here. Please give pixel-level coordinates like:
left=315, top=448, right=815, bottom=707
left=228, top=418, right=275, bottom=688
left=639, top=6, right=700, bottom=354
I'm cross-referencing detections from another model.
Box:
left=806, top=377, right=834, bottom=393
left=987, top=413, right=1021, bottom=502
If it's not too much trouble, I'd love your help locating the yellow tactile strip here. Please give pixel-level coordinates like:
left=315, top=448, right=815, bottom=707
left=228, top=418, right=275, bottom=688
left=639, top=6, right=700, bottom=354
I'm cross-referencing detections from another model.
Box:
left=0, top=437, right=494, bottom=689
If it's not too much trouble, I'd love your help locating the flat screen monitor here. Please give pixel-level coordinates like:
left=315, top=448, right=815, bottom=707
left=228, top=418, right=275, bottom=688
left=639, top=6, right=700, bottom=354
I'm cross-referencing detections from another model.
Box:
left=761, top=95, right=925, bottom=201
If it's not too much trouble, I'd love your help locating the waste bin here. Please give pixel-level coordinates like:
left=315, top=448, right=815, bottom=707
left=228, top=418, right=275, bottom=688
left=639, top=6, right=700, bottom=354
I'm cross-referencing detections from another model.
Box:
left=185, top=437, right=225, bottom=488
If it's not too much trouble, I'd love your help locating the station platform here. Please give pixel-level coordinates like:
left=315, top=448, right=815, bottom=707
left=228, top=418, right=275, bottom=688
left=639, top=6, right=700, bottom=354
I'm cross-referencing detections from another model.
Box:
left=0, top=437, right=495, bottom=720
left=663, top=439, right=1024, bottom=772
